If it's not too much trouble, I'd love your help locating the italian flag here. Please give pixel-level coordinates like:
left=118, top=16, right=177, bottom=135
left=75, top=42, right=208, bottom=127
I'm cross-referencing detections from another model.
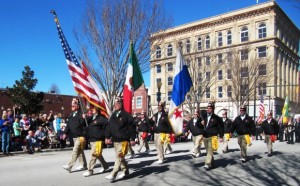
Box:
left=123, top=42, right=144, bottom=114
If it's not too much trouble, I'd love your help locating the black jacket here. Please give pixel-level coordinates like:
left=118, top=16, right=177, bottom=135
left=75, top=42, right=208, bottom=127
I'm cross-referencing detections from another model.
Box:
left=203, top=113, right=224, bottom=138
left=185, top=118, right=204, bottom=136
left=231, top=114, right=255, bottom=136
left=86, top=115, right=108, bottom=142
left=105, top=110, right=136, bottom=142
left=152, top=111, right=172, bottom=134
left=261, top=118, right=279, bottom=135
left=223, top=118, right=232, bottom=133
left=64, top=110, right=86, bottom=138
left=137, top=118, right=151, bottom=133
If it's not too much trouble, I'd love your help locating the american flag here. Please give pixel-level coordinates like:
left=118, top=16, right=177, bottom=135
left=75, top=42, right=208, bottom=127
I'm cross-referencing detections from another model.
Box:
left=257, top=94, right=265, bottom=124
left=52, top=11, right=108, bottom=118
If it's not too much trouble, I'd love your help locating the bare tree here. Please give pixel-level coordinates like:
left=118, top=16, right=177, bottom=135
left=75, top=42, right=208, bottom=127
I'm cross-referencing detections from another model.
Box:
left=183, top=42, right=220, bottom=116
left=49, top=83, right=61, bottom=94
left=224, top=46, right=274, bottom=114
left=74, top=0, right=171, bottom=111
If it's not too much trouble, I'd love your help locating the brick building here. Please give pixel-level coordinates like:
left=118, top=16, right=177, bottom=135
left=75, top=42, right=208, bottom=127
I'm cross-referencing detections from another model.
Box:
left=0, top=88, right=76, bottom=117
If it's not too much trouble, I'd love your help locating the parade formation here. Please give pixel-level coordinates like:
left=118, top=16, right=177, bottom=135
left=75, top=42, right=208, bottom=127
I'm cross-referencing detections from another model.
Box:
left=1, top=1, right=300, bottom=185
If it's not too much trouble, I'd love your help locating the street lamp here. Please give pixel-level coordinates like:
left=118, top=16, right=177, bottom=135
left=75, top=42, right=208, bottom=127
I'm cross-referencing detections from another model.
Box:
left=157, top=82, right=162, bottom=103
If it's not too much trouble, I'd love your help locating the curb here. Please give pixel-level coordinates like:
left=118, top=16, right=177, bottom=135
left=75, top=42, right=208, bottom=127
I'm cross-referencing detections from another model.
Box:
left=0, top=147, right=73, bottom=158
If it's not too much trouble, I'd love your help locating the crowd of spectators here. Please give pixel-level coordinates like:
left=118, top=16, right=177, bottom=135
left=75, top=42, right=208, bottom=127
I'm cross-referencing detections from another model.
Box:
left=0, top=108, right=68, bottom=155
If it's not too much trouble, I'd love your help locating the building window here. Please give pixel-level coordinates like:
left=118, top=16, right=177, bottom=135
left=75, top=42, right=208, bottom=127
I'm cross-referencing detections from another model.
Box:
left=197, top=57, right=202, bottom=67
left=205, top=35, right=210, bottom=49
left=240, top=84, right=249, bottom=96
left=218, top=70, right=222, bottom=80
left=218, top=86, right=223, bottom=98
left=186, top=59, right=190, bottom=68
left=167, top=76, right=173, bottom=86
left=241, top=67, right=248, bottom=78
left=227, top=30, right=232, bottom=45
left=156, top=46, right=161, bottom=59
left=218, top=32, right=222, bottom=47
left=227, top=69, right=232, bottom=79
left=258, top=82, right=267, bottom=95
left=241, top=27, right=249, bottom=42
left=156, top=64, right=161, bottom=73
left=198, top=73, right=202, bottom=82
left=167, top=44, right=173, bottom=56
left=240, top=50, right=248, bottom=61
left=167, top=62, right=173, bottom=71
left=168, top=91, right=172, bottom=101
left=258, top=64, right=267, bottom=76
left=156, top=78, right=161, bottom=87
left=258, top=23, right=267, bottom=39
left=206, top=71, right=210, bottom=81
left=136, top=96, right=142, bottom=109
left=186, top=40, right=190, bottom=53
left=258, top=46, right=267, bottom=58
left=206, top=56, right=210, bottom=65
left=227, top=85, right=232, bottom=97
left=217, top=54, right=223, bottom=64
left=227, top=52, right=232, bottom=62
left=206, top=87, right=210, bottom=98
left=197, top=37, right=202, bottom=51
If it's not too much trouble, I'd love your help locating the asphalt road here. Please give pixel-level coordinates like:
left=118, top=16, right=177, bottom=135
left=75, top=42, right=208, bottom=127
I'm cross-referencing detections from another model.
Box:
left=0, top=138, right=299, bottom=186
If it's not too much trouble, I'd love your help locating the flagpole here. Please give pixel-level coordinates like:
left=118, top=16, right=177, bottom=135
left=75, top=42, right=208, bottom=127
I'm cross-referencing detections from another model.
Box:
left=76, top=94, right=89, bottom=127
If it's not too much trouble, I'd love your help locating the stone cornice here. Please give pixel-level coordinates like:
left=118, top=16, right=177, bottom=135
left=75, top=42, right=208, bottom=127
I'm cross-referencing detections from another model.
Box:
left=151, top=2, right=277, bottom=41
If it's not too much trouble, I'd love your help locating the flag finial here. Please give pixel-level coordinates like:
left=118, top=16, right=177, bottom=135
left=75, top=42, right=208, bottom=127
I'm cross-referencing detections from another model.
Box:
left=50, top=9, right=60, bottom=25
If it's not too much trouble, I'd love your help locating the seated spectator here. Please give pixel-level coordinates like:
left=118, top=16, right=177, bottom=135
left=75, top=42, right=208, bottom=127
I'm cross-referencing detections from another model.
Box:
left=26, top=130, right=41, bottom=154
left=35, top=126, right=47, bottom=148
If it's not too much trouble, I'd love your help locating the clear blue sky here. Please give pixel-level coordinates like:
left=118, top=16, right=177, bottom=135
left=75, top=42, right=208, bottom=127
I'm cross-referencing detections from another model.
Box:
left=1, top=0, right=299, bottom=96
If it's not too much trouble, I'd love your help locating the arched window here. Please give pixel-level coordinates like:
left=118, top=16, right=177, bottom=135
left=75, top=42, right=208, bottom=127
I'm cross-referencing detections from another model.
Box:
left=258, top=23, right=267, bottom=39
left=241, top=27, right=249, bottom=42
left=156, top=46, right=161, bottom=59
left=186, top=40, right=190, bottom=53
left=167, top=44, right=173, bottom=56
left=227, top=30, right=232, bottom=45
left=205, top=35, right=210, bottom=49
left=218, top=32, right=222, bottom=47
left=197, top=37, right=202, bottom=51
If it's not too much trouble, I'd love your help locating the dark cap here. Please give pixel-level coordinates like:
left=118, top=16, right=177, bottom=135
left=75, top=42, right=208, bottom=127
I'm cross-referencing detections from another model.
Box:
left=115, top=97, right=123, bottom=105
left=158, top=101, right=165, bottom=108
left=207, top=102, right=214, bottom=109
left=72, top=98, right=79, bottom=106
left=267, top=110, right=273, bottom=116
left=240, top=105, right=246, bottom=111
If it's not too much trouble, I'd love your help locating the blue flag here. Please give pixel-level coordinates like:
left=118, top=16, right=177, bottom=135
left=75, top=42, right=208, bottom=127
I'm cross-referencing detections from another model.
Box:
left=168, top=46, right=193, bottom=135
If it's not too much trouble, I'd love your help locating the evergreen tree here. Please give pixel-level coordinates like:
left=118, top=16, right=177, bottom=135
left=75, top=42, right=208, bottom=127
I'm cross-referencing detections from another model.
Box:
left=6, top=66, right=44, bottom=115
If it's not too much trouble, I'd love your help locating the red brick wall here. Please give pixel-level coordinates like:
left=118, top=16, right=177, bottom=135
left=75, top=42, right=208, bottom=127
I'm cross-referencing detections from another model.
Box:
left=0, top=89, right=76, bottom=117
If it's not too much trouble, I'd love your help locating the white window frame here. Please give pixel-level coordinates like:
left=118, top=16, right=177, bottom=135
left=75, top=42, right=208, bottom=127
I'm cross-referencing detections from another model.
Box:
left=136, top=96, right=142, bottom=109
left=258, top=46, right=267, bottom=58
left=218, top=86, right=223, bottom=98
left=205, top=35, right=210, bottom=49
left=258, top=23, right=267, bottom=39
left=156, top=46, right=161, bottom=59
left=167, top=44, right=173, bottom=56
left=218, top=32, right=222, bottom=47
left=241, top=27, right=249, bottom=42
left=227, top=30, right=232, bottom=45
